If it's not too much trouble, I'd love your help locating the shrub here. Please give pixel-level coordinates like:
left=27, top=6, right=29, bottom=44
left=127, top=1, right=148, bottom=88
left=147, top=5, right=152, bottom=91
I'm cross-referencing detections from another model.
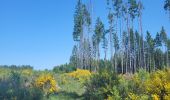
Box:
left=0, top=71, right=43, bottom=100
left=35, top=74, right=59, bottom=97
left=84, top=70, right=120, bottom=100
left=145, top=70, right=170, bottom=100
left=67, top=69, right=91, bottom=83
left=84, top=68, right=170, bottom=100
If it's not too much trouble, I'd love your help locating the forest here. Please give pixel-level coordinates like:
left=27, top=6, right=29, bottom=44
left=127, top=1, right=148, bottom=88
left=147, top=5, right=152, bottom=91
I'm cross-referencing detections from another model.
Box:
left=0, top=0, right=170, bottom=100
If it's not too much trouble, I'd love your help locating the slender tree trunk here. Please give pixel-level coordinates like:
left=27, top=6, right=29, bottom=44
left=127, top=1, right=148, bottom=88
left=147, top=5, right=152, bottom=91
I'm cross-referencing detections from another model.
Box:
left=149, top=52, right=151, bottom=72
left=147, top=47, right=149, bottom=72
left=154, top=54, right=156, bottom=71
left=104, top=47, right=107, bottom=62
left=109, top=18, right=114, bottom=71
left=162, top=45, right=165, bottom=69
left=76, top=43, right=79, bottom=69
left=120, top=17, right=124, bottom=74
left=139, top=11, right=145, bottom=70
left=127, top=14, right=131, bottom=73
left=124, top=15, right=128, bottom=73
left=131, top=19, right=136, bottom=73
left=115, top=17, right=118, bottom=73
left=79, top=19, right=84, bottom=69
left=97, top=44, right=100, bottom=71
left=126, top=50, right=128, bottom=73
left=137, top=20, right=141, bottom=70
left=167, top=44, right=169, bottom=67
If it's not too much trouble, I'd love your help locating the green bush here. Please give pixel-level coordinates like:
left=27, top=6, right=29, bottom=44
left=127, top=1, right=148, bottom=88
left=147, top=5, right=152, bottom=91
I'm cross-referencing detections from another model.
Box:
left=84, top=69, right=121, bottom=100
left=84, top=69, right=154, bottom=100
left=0, top=71, right=44, bottom=100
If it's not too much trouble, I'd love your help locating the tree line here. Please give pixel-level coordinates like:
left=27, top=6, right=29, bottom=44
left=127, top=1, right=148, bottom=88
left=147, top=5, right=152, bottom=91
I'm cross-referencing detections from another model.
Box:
left=70, top=0, right=170, bottom=74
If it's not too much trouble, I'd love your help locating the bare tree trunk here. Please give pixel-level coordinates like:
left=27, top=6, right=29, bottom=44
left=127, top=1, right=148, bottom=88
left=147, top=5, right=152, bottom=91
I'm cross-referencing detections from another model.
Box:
left=120, top=17, right=124, bottom=74
left=76, top=43, right=79, bottom=69
left=149, top=53, right=152, bottom=72
left=104, top=48, right=107, bottom=62
left=115, top=17, right=118, bottom=73
left=131, top=19, right=136, bottom=73
left=126, top=50, right=128, bottom=73
left=137, top=19, right=141, bottom=71
left=167, top=45, right=169, bottom=67
left=127, top=14, right=131, bottom=73
left=110, top=18, right=114, bottom=71
left=97, top=44, right=100, bottom=71
left=139, top=9, right=145, bottom=70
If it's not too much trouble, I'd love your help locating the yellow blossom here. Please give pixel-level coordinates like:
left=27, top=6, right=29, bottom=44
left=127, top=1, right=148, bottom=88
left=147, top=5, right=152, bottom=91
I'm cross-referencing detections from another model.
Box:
left=35, top=74, right=59, bottom=94
left=67, top=69, right=91, bottom=83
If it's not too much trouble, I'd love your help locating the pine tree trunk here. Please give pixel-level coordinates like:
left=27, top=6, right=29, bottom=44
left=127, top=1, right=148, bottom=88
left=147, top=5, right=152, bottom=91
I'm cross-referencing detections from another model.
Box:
left=127, top=14, right=131, bottom=73
left=110, top=20, right=114, bottom=71
left=115, top=17, right=118, bottom=73
left=120, top=17, right=124, bottom=74
left=167, top=45, right=169, bottom=67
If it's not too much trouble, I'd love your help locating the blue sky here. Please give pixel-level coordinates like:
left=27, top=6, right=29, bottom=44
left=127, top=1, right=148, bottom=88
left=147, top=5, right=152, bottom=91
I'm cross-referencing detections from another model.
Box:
left=0, top=0, right=169, bottom=70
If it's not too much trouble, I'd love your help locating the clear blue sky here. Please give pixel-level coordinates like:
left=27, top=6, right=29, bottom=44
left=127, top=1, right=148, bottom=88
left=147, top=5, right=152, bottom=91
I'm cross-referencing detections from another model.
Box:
left=0, top=0, right=169, bottom=70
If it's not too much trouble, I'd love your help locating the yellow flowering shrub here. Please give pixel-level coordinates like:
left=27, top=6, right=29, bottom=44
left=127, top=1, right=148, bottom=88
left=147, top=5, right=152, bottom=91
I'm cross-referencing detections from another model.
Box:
left=152, top=94, right=159, bottom=100
left=164, top=80, right=170, bottom=99
left=128, top=93, right=140, bottom=100
left=146, top=70, right=170, bottom=100
left=35, top=74, right=59, bottom=95
left=67, top=69, right=91, bottom=83
left=84, top=68, right=170, bottom=99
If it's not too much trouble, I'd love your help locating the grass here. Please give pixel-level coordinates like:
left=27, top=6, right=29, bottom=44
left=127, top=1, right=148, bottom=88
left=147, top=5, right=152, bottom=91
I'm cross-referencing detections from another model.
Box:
left=0, top=68, right=86, bottom=100
left=51, top=74, right=85, bottom=100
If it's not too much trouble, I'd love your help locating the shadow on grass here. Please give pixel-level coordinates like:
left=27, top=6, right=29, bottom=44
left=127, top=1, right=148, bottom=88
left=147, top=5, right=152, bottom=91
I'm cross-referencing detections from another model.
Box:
left=56, top=91, right=84, bottom=99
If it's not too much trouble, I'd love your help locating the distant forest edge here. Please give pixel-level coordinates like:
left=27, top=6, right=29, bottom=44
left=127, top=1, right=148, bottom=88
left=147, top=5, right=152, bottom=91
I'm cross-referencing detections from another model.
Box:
left=0, top=65, right=33, bottom=70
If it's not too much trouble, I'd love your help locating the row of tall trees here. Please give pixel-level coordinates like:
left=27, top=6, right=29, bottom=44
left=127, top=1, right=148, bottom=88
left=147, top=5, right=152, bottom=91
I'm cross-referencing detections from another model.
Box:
left=71, top=0, right=93, bottom=71
left=70, top=0, right=170, bottom=74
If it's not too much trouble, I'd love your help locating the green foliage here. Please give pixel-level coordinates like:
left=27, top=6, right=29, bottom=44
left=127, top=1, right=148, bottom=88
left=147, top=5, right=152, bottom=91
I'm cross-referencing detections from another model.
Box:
left=84, top=69, right=120, bottom=99
left=70, top=45, right=78, bottom=68
left=155, top=32, right=162, bottom=48
left=164, top=0, right=170, bottom=12
left=84, top=68, right=170, bottom=100
left=94, top=17, right=105, bottom=45
left=0, top=65, right=87, bottom=100
left=160, top=27, right=168, bottom=44
left=73, top=0, right=83, bottom=42
left=53, top=64, right=76, bottom=73
left=0, top=66, right=170, bottom=100
left=128, top=0, right=138, bottom=19
left=0, top=71, right=43, bottom=100
left=54, top=73, right=85, bottom=100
